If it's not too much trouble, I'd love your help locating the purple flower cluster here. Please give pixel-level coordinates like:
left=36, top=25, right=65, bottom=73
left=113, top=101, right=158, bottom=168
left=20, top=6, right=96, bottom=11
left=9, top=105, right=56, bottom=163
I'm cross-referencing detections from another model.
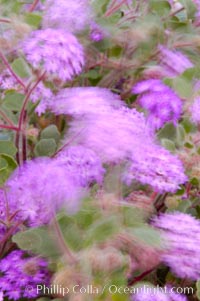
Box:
left=6, top=157, right=85, bottom=227
left=158, top=45, right=193, bottom=77
left=132, top=285, right=187, bottom=301
left=89, top=22, right=105, bottom=42
left=133, top=79, right=182, bottom=130
left=22, top=28, right=84, bottom=81
left=124, top=143, right=187, bottom=193
left=42, top=0, right=92, bottom=33
left=30, top=82, right=53, bottom=116
left=153, top=212, right=200, bottom=279
left=0, top=250, right=50, bottom=300
left=190, top=97, right=200, bottom=123
left=65, top=107, right=152, bottom=163
left=50, top=87, right=124, bottom=116
left=56, top=146, right=105, bottom=187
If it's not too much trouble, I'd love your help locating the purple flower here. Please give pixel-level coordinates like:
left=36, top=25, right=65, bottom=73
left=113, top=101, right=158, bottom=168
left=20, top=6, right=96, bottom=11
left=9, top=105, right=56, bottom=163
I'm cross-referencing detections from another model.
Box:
left=0, top=69, right=19, bottom=90
left=124, top=143, right=187, bottom=193
left=133, top=79, right=182, bottom=130
left=158, top=45, right=193, bottom=77
left=6, top=157, right=85, bottom=227
left=65, top=107, right=153, bottom=163
left=42, top=0, right=92, bottom=33
left=30, top=82, right=53, bottom=115
left=132, top=285, right=188, bottom=301
left=190, top=97, right=200, bottom=123
left=22, top=29, right=84, bottom=81
left=49, top=87, right=124, bottom=116
left=89, top=22, right=105, bottom=42
left=152, top=212, right=200, bottom=279
left=56, top=146, right=105, bottom=186
left=0, top=250, right=50, bottom=300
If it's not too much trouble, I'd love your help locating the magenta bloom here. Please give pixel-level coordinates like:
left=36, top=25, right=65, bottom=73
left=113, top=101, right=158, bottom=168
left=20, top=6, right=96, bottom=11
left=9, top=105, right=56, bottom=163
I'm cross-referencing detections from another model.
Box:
left=0, top=250, right=50, bottom=300
left=158, top=45, right=193, bottom=77
left=22, top=29, right=84, bottom=81
left=190, top=97, right=200, bottom=123
left=6, top=158, right=85, bottom=227
left=50, top=87, right=124, bottom=116
left=133, top=79, right=182, bottom=130
left=124, top=143, right=187, bottom=193
left=42, top=0, right=92, bottom=33
left=153, top=212, right=200, bottom=279
left=56, top=146, right=105, bottom=186
left=65, top=107, right=152, bottom=163
left=30, top=82, right=53, bottom=115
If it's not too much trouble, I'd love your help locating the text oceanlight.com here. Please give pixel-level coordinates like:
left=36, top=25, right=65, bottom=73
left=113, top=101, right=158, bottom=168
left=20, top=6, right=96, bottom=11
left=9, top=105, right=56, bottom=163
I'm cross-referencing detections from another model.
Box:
left=34, top=284, right=194, bottom=296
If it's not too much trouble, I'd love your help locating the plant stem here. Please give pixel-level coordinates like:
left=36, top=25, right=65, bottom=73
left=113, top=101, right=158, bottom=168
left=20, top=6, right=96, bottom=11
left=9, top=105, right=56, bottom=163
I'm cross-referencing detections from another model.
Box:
left=52, top=217, right=77, bottom=264
left=104, top=0, right=127, bottom=17
left=16, top=72, right=46, bottom=164
left=0, top=124, right=18, bottom=131
left=0, top=110, right=15, bottom=127
left=0, top=51, right=26, bottom=91
left=28, top=0, right=40, bottom=12
left=128, top=268, right=155, bottom=286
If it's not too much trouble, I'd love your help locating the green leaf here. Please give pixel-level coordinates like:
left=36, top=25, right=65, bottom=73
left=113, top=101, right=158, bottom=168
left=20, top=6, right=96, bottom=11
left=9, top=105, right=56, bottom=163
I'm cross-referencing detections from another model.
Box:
left=176, top=200, right=191, bottom=213
left=0, top=154, right=17, bottom=185
left=34, top=138, right=57, bottom=157
left=2, top=92, right=24, bottom=112
left=196, top=280, right=200, bottom=300
left=24, top=13, right=42, bottom=27
left=12, top=227, right=60, bottom=257
left=40, top=125, right=60, bottom=144
left=161, top=138, right=176, bottom=152
left=172, top=77, right=193, bottom=98
left=181, top=118, right=196, bottom=133
left=149, top=0, right=171, bottom=16
left=11, top=57, right=32, bottom=78
left=131, top=225, right=163, bottom=248
left=57, top=214, right=83, bottom=251
left=176, top=125, right=185, bottom=146
left=157, top=123, right=177, bottom=141
left=122, top=205, right=144, bottom=227
left=85, top=216, right=119, bottom=245
left=0, top=140, right=17, bottom=156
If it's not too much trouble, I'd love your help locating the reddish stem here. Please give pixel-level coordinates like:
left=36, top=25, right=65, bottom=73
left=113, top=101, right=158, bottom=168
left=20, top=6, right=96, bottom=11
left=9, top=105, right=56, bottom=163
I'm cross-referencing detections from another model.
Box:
left=0, top=124, right=19, bottom=131
left=0, top=18, right=11, bottom=23
left=0, top=110, right=15, bottom=127
left=128, top=268, right=155, bottom=286
left=104, top=0, right=127, bottom=16
left=28, top=0, right=40, bottom=12
left=0, top=51, right=26, bottom=91
left=16, top=72, right=46, bottom=164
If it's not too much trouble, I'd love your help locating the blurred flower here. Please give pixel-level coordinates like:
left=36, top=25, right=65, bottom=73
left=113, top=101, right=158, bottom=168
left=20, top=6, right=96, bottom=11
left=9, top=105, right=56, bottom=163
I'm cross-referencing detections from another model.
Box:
left=0, top=69, right=19, bottom=90
left=133, top=79, right=182, bottom=130
left=65, top=107, right=152, bottom=163
left=42, top=0, right=92, bottom=33
left=56, top=145, right=105, bottom=186
left=49, top=87, right=124, bottom=116
left=6, top=158, right=85, bottom=227
left=190, top=97, right=200, bottom=123
left=124, top=143, right=187, bottom=193
left=89, top=22, right=105, bottom=42
left=22, top=29, right=84, bottom=81
left=153, top=212, right=200, bottom=279
left=0, top=250, right=50, bottom=300
left=158, top=45, right=193, bottom=78
left=132, top=285, right=188, bottom=301
left=30, top=82, right=54, bottom=115
left=0, top=292, right=3, bottom=301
